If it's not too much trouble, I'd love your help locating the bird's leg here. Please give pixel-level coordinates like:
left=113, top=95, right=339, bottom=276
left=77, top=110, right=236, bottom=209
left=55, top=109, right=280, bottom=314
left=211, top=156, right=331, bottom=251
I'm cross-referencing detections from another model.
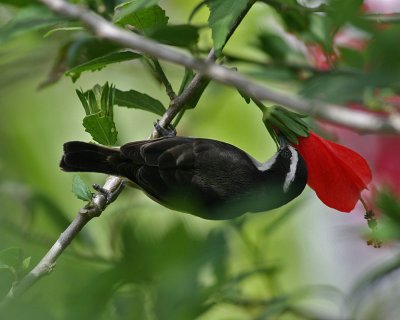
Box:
left=154, top=120, right=177, bottom=137
left=93, top=180, right=125, bottom=204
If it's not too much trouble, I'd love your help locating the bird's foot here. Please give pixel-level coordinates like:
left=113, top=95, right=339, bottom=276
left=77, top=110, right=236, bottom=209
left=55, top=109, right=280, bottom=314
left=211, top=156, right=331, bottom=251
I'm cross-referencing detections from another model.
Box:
left=93, top=180, right=125, bottom=204
left=154, top=120, right=176, bottom=137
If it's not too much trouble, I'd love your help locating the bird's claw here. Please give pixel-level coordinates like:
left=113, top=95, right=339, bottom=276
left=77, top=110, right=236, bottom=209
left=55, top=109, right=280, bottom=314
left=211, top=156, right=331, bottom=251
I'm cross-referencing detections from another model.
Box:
left=93, top=181, right=125, bottom=204
left=154, top=120, right=177, bottom=137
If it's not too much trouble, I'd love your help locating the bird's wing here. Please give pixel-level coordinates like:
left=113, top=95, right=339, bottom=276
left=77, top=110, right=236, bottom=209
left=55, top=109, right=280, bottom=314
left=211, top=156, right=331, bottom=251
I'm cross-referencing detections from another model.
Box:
left=120, top=137, right=197, bottom=167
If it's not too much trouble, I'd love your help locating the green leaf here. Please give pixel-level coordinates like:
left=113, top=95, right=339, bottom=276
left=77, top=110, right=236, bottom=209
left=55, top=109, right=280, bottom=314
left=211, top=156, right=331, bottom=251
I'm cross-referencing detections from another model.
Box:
left=279, top=7, right=310, bottom=33
left=22, top=257, right=31, bottom=270
left=257, top=33, right=291, bottom=62
left=72, top=175, right=93, bottom=201
left=66, top=51, right=142, bottom=82
left=83, top=113, right=118, bottom=146
left=0, top=6, right=66, bottom=44
left=301, top=74, right=366, bottom=103
left=117, top=5, right=168, bottom=33
left=77, top=83, right=118, bottom=145
left=262, top=105, right=309, bottom=144
left=113, top=0, right=161, bottom=26
left=207, top=0, right=248, bottom=56
left=150, top=24, right=199, bottom=47
left=114, top=89, right=166, bottom=115
left=305, top=14, right=335, bottom=52
left=273, top=108, right=309, bottom=136
left=377, top=190, right=400, bottom=229
left=326, top=0, right=364, bottom=30
left=76, top=89, right=91, bottom=115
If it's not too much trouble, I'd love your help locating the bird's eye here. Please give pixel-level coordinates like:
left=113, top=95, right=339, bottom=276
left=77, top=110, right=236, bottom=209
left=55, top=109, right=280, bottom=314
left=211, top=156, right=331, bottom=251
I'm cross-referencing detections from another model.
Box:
left=281, top=149, right=292, bottom=159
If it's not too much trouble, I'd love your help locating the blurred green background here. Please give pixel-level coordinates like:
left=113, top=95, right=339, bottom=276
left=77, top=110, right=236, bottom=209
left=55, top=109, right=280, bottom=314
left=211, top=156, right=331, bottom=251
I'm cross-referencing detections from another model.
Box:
left=1, top=1, right=400, bottom=319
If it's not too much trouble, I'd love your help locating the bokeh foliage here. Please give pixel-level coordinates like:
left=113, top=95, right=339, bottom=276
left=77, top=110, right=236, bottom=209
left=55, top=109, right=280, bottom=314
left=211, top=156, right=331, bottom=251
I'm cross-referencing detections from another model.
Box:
left=1, top=0, right=400, bottom=319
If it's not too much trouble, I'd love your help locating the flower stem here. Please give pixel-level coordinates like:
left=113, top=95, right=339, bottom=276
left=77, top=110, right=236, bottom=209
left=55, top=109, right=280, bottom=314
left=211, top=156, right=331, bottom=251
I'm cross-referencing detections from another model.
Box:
left=360, top=196, right=382, bottom=248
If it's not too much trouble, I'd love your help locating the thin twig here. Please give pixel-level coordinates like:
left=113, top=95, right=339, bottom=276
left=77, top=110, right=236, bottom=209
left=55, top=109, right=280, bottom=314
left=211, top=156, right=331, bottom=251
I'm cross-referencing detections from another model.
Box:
left=151, top=49, right=216, bottom=138
left=151, top=58, right=176, bottom=100
left=0, top=176, right=122, bottom=305
left=37, top=0, right=400, bottom=134
left=3, top=0, right=255, bottom=303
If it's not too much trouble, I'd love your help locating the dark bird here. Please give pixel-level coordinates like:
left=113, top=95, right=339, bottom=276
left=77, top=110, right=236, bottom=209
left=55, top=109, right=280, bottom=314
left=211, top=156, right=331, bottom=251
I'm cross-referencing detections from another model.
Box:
left=60, top=136, right=307, bottom=220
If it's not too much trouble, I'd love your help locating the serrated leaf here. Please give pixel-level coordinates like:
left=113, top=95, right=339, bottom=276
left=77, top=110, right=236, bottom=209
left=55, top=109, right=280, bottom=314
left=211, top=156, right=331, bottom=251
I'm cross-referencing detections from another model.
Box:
left=114, top=89, right=165, bottom=115
left=118, top=5, right=168, bottom=34
left=83, top=113, right=118, bottom=146
left=72, top=175, right=93, bottom=201
left=0, top=6, right=66, bottom=44
left=150, top=24, right=199, bottom=47
left=113, top=0, right=160, bottom=25
left=207, top=0, right=248, bottom=56
left=66, top=51, right=141, bottom=82
left=77, top=83, right=117, bottom=144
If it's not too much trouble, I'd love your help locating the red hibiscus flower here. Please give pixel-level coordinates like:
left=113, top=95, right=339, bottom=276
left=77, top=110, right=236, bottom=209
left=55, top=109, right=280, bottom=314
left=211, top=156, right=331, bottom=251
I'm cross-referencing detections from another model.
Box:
left=295, top=132, right=372, bottom=212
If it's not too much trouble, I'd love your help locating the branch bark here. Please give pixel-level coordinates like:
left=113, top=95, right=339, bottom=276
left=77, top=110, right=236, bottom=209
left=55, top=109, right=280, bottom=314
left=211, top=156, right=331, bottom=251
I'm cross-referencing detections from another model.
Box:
left=2, top=0, right=254, bottom=303
left=1, top=176, right=122, bottom=304
left=37, top=0, right=400, bottom=134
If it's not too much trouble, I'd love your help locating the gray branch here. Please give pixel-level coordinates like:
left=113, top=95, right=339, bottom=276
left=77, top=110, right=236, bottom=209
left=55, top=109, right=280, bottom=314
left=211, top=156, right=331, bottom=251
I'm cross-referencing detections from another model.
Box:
left=38, top=0, right=400, bottom=134
left=1, top=176, right=123, bottom=304
left=6, top=0, right=399, bottom=305
left=2, top=0, right=254, bottom=303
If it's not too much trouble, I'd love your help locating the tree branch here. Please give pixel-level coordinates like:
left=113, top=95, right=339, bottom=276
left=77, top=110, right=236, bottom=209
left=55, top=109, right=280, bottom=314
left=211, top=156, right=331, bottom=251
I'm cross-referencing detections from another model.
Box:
left=3, top=0, right=254, bottom=303
left=0, top=176, right=122, bottom=305
left=37, top=0, right=400, bottom=134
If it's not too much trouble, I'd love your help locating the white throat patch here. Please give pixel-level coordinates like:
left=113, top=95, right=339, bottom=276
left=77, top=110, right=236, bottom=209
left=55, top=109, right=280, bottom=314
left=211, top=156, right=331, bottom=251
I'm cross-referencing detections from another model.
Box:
left=250, top=152, right=279, bottom=172
left=283, top=145, right=298, bottom=192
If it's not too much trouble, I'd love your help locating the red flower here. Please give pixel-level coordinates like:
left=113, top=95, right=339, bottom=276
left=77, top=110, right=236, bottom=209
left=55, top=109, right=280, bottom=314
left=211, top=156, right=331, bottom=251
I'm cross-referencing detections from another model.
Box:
left=295, top=132, right=372, bottom=212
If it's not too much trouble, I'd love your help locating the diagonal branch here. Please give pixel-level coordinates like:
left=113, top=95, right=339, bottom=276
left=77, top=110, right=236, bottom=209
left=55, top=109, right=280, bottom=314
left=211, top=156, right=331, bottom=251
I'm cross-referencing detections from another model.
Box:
left=38, top=0, right=400, bottom=134
left=2, top=0, right=254, bottom=304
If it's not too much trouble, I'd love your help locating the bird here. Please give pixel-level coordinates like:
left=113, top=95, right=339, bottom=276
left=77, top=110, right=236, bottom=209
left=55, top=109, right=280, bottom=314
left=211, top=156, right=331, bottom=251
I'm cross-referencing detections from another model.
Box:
left=60, top=135, right=307, bottom=220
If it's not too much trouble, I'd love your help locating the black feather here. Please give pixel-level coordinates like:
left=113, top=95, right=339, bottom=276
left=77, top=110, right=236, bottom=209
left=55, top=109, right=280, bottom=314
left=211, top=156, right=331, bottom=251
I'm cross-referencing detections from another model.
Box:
left=60, top=137, right=307, bottom=219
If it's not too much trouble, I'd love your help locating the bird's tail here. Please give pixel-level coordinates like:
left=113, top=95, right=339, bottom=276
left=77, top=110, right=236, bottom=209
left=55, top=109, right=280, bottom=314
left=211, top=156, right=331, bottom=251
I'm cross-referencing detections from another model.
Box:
left=60, top=141, right=121, bottom=175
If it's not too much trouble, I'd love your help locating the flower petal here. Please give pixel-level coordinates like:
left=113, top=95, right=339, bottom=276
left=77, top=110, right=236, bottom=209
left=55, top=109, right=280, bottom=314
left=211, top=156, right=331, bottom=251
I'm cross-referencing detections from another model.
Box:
left=296, top=132, right=372, bottom=212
